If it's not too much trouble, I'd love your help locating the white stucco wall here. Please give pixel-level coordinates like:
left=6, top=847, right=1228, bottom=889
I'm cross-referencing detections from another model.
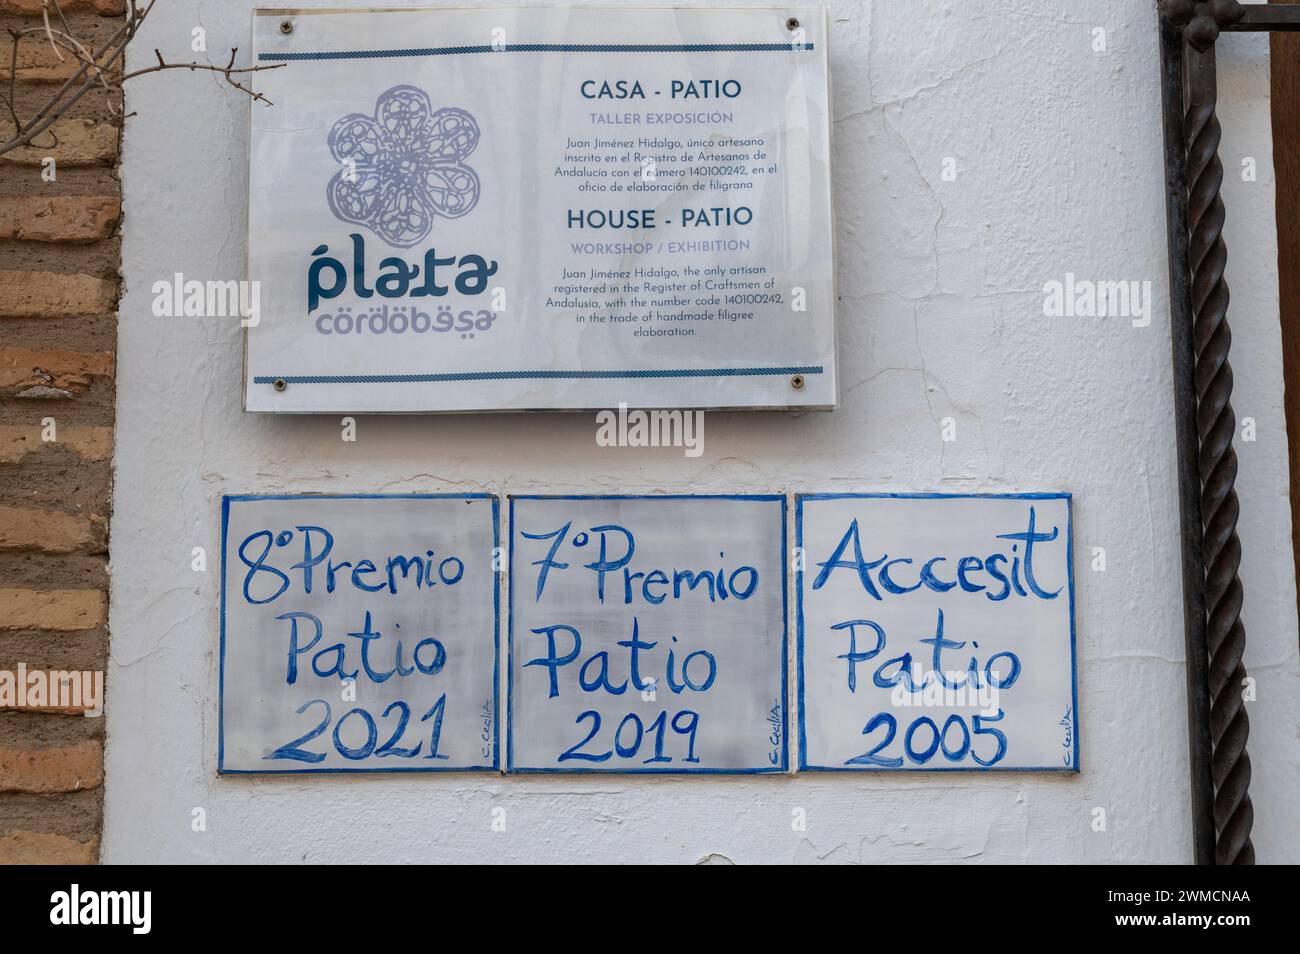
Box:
left=105, top=0, right=1300, bottom=863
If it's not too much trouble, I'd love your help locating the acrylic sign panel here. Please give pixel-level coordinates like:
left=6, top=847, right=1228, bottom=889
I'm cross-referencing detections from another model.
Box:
left=797, top=494, right=1077, bottom=772
left=245, top=6, right=835, bottom=411
left=219, top=494, right=499, bottom=772
left=508, top=496, right=788, bottom=772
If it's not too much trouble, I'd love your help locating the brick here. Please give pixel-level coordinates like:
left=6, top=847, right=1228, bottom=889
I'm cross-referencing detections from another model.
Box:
left=13, top=700, right=95, bottom=716
left=9, top=46, right=75, bottom=83
left=0, top=505, right=103, bottom=553
left=0, top=196, right=120, bottom=242
left=12, top=61, right=82, bottom=84
left=0, top=347, right=114, bottom=398
left=1, top=118, right=119, bottom=166
left=0, top=0, right=117, bottom=867
left=0, top=0, right=125, bottom=15
left=0, top=829, right=97, bottom=864
left=0, top=424, right=112, bottom=463
left=0, top=741, right=102, bottom=793
left=10, top=41, right=101, bottom=84
left=0, top=271, right=117, bottom=319
left=0, top=588, right=106, bottom=630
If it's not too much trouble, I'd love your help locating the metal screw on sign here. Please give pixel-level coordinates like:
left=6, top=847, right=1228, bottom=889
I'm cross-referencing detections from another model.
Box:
left=280, top=20, right=293, bottom=35
left=786, top=17, right=800, bottom=31
left=272, top=378, right=287, bottom=392
left=790, top=374, right=805, bottom=390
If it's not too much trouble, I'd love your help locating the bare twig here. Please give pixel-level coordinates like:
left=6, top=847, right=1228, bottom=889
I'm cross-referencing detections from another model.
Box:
left=1, top=0, right=283, bottom=157
left=3, top=17, right=136, bottom=151
left=17, top=25, right=116, bottom=106
left=51, top=0, right=78, bottom=42
left=6, top=29, right=23, bottom=138
left=6, top=2, right=143, bottom=142
left=119, top=47, right=283, bottom=105
left=41, top=0, right=65, bottom=62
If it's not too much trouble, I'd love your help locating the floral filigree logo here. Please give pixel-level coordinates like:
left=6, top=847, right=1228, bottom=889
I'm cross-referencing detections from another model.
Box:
left=326, top=85, right=480, bottom=249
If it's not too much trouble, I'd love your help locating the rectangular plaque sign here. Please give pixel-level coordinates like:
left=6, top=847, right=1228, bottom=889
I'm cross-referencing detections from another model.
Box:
left=246, top=6, right=835, bottom=412
left=508, top=495, right=788, bottom=772
left=797, top=494, right=1078, bottom=772
left=219, top=494, right=499, bottom=772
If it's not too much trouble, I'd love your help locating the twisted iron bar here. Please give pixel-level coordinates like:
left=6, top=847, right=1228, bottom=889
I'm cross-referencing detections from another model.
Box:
left=1181, top=39, right=1255, bottom=865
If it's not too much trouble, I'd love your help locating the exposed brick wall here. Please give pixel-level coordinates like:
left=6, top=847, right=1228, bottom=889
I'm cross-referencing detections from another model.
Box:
left=0, top=1, right=121, bottom=865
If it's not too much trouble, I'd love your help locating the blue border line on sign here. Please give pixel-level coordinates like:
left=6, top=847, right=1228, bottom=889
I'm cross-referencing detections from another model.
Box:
left=492, top=497, right=501, bottom=772
left=252, top=367, right=825, bottom=386
left=779, top=494, right=790, bottom=774
left=506, top=494, right=789, bottom=774
left=259, top=42, right=815, bottom=62
left=218, top=495, right=230, bottom=772
left=794, top=492, right=1079, bottom=774
left=217, top=492, right=500, bottom=775
left=795, top=493, right=805, bottom=769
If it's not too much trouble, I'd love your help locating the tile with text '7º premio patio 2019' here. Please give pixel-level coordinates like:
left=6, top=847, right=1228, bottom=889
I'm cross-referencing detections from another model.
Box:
left=508, top=495, right=788, bottom=774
